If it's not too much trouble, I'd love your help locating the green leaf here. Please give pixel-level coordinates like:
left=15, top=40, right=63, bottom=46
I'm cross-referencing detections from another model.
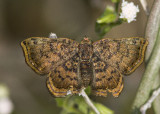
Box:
left=95, top=2, right=123, bottom=38
left=56, top=98, right=65, bottom=107
left=56, top=94, right=114, bottom=114
left=94, top=103, right=114, bottom=114
left=95, top=6, right=122, bottom=38
left=84, top=86, right=91, bottom=95
left=95, top=23, right=113, bottom=38
left=60, top=96, right=88, bottom=114
left=96, top=6, right=117, bottom=24
left=111, top=0, right=120, bottom=3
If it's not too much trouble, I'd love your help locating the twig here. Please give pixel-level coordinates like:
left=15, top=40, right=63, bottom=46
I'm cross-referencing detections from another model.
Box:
left=140, top=87, right=160, bottom=114
left=79, top=89, right=100, bottom=114
left=139, top=0, right=149, bottom=15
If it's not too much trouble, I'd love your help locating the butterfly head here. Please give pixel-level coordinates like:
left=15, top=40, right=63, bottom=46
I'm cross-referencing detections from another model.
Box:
left=81, top=37, right=92, bottom=44
left=79, top=37, right=93, bottom=61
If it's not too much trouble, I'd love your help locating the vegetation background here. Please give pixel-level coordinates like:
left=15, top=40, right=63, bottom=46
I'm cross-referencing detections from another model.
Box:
left=0, top=0, right=154, bottom=114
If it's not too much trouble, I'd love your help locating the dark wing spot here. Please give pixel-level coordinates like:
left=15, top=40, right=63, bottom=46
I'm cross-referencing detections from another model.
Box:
left=58, top=75, right=64, bottom=81
left=22, top=41, right=26, bottom=45
left=96, top=78, right=102, bottom=82
left=117, top=42, right=120, bottom=52
left=132, top=40, right=137, bottom=44
left=126, top=49, right=129, bottom=57
left=95, top=69, right=104, bottom=73
left=111, top=70, right=116, bottom=74
left=108, top=53, right=112, bottom=59
left=116, top=62, right=120, bottom=69
left=50, top=43, right=54, bottom=51
left=107, top=76, right=113, bottom=81
left=66, top=75, right=70, bottom=78
left=73, top=77, right=78, bottom=81
left=102, top=76, right=105, bottom=78
left=143, top=40, right=146, bottom=44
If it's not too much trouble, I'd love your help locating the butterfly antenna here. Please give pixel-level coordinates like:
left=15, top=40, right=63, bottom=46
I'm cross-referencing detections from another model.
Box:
left=84, top=35, right=88, bottom=38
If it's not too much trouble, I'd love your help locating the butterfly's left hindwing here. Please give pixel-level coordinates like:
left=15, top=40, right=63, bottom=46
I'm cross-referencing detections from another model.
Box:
left=47, top=54, right=82, bottom=97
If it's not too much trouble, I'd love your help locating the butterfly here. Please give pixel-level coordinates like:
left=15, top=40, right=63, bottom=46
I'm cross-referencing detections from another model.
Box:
left=21, top=37, right=148, bottom=97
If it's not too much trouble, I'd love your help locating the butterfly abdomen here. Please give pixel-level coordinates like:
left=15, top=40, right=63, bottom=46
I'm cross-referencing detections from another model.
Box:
left=80, top=61, right=92, bottom=87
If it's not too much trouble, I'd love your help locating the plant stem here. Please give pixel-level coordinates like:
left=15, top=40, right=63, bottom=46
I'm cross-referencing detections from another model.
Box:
left=80, top=89, right=100, bottom=114
left=145, top=0, right=160, bottom=61
left=131, top=0, right=160, bottom=113
left=139, top=0, right=149, bottom=15
left=140, top=85, right=160, bottom=114
left=152, top=75, right=160, bottom=114
left=132, top=25, right=160, bottom=114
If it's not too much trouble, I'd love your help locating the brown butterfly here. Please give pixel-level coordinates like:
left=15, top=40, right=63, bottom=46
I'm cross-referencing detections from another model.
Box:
left=21, top=37, right=148, bottom=97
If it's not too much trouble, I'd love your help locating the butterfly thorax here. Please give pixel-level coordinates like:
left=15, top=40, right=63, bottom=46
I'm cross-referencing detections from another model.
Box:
left=79, top=38, right=93, bottom=87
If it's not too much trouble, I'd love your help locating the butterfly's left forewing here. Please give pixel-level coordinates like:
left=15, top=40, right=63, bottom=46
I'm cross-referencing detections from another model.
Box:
left=21, top=37, right=79, bottom=75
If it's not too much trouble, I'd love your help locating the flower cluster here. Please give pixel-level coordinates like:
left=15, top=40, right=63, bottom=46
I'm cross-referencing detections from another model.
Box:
left=120, top=0, right=139, bottom=23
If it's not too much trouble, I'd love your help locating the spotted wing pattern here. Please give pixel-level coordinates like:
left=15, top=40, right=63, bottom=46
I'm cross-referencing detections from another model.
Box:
left=91, top=54, right=123, bottom=97
left=92, top=37, right=148, bottom=97
left=47, top=54, right=82, bottom=97
left=21, top=37, right=82, bottom=97
left=21, top=37, right=148, bottom=98
left=21, top=37, right=79, bottom=75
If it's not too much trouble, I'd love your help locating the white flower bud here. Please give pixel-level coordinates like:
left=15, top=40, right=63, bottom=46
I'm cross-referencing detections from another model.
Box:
left=120, top=0, right=139, bottom=23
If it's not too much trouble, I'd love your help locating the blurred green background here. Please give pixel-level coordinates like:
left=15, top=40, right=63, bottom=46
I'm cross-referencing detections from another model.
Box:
left=0, top=0, right=153, bottom=114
